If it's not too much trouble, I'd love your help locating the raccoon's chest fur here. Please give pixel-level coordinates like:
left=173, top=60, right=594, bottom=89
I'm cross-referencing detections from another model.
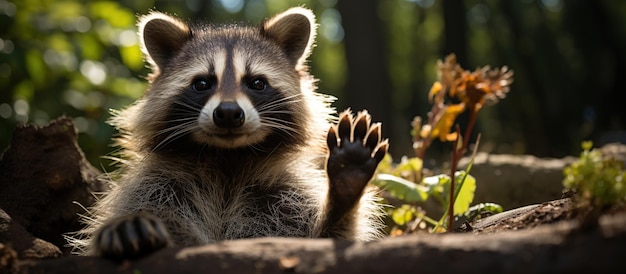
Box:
left=124, top=153, right=325, bottom=245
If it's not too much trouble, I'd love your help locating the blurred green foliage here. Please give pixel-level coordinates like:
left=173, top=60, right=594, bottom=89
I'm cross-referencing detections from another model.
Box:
left=0, top=0, right=353, bottom=168
left=563, top=141, right=626, bottom=207
left=0, top=0, right=150, bottom=168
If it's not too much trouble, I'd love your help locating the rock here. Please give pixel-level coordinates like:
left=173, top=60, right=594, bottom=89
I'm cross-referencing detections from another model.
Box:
left=599, top=142, right=626, bottom=165
left=458, top=143, right=626, bottom=210
left=458, top=153, right=575, bottom=210
left=0, top=117, right=106, bottom=255
left=0, top=242, right=18, bottom=274
left=0, top=208, right=61, bottom=260
left=20, top=212, right=626, bottom=274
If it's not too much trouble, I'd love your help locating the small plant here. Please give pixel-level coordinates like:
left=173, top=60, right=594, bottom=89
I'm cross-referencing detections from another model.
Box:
left=563, top=141, right=626, bottom=209
left=375, top=166, right=480, bottom=232
left=374, top=54, right=512, bottom=233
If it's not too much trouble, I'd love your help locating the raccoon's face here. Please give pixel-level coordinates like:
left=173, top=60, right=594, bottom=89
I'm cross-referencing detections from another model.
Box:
left=137, top=8, right=316, bottom=150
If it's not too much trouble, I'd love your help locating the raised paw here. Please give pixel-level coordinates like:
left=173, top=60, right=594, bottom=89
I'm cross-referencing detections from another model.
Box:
left=95, top=212, right=171, bottom=260
left=326, top=109, right=389, bottom=219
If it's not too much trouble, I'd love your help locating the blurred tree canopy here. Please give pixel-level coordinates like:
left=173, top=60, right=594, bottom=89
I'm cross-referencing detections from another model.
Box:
left=1, top=0, right=625, bottom=169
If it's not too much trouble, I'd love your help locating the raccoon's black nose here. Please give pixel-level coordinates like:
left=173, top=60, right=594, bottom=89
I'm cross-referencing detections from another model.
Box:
left=213, top=102, right=245, bottom=128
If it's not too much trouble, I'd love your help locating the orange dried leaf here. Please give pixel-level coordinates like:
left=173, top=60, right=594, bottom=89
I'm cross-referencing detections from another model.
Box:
left=434, top=53, right=514, bottom=112
left=428, top=81, right=443, bottom=103
left=431, top=103, right=465, bottom=142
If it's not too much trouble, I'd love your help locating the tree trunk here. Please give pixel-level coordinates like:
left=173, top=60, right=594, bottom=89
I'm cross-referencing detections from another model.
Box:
left=336, top=1, right=394, bottom=149
left=442, top=1, right=467, bottom=66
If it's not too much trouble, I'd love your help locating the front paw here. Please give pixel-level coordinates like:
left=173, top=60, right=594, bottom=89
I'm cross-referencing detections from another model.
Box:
left=326, top=110, right=388, bottom=212
left=95, top=212, right=171, bottom=260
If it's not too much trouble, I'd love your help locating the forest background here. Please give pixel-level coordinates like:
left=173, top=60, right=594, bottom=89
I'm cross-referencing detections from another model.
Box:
left=1, top=0, right=624, bottom=170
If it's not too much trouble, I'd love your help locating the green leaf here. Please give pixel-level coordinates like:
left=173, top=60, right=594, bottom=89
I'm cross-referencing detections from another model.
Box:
left=391, top=204, right=415, bottom=225
left=581, top=141, right=593, bottom=151
left=405, top=157, right=423, bottom=173
left=453, top=171, right=476, bottom=215
left=385, top=156, right=423, bottom=182
left=422, top=174, right=448, bottom=194
left=464, top=202, right=503, bottom=221
left=373, top=174, right=428, bottom=202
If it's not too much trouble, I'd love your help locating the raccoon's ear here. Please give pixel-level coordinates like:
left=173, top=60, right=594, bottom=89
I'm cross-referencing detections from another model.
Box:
left=261, top=7, right=316, bottom=67
left=138, top=12, right=191, bottom=72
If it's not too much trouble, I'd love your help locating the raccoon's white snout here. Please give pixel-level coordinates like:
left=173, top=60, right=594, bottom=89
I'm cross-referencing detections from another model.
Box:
left=195, top=96, right=266, bottom=148
left=213, top=102, right=245, bottom=128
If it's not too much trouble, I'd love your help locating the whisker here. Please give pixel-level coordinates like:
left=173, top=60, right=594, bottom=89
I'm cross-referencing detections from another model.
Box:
left=152, top=120, right=198, bottom=151
left=152, top=116, right=197, bottom=125
left=262, top=116, right=299, bottom=128
left=173, top=100, right=204, bottom=112
left=260, top=120, right=299, bottom=137
left=258, top=109, right=299, bottom=116
left=256, top=94, right=303, bottom=112
left=153, top=120, right=196, bottom=135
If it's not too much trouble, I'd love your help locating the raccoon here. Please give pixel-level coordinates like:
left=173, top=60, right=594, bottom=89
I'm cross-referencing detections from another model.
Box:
left=69, top=7, right=389, bottom=259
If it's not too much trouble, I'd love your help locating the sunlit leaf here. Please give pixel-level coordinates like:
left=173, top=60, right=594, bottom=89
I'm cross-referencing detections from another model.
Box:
left=453, top=171, right=476, bottom=215
left=423, top=171, right=477, bottom=216
left=581, top=140, right=593, bottom=151
left=430, top=103, right=465, bottom=142
left=391, top=204, right=415, bottom=226
left=393, top=156, right=423, bottom=178
left=373, top=174, right=428, bottom=202
left=406, top=157, right=423, bottom=173
left=463, top=202, right=503, bottom=221
left=422, top=174, right=447, bottom=196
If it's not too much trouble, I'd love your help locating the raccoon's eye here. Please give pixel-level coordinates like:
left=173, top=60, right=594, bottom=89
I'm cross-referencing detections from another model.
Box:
left=192, top=78, right=215, bottom=92
left=246, top=78, right=267, bottom=91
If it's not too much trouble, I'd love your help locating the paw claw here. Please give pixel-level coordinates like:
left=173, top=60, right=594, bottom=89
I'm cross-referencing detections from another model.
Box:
left=327, top=126, right=338, bottom=150
left=353, top=111, right=371, bottom=142
left=365, top=122, right=382, bottom=150
left=96, top=213, right=171, bottom=260
left=374, top=139, right=389, bottom=162
left=337, top=110, right=354, bottom=142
